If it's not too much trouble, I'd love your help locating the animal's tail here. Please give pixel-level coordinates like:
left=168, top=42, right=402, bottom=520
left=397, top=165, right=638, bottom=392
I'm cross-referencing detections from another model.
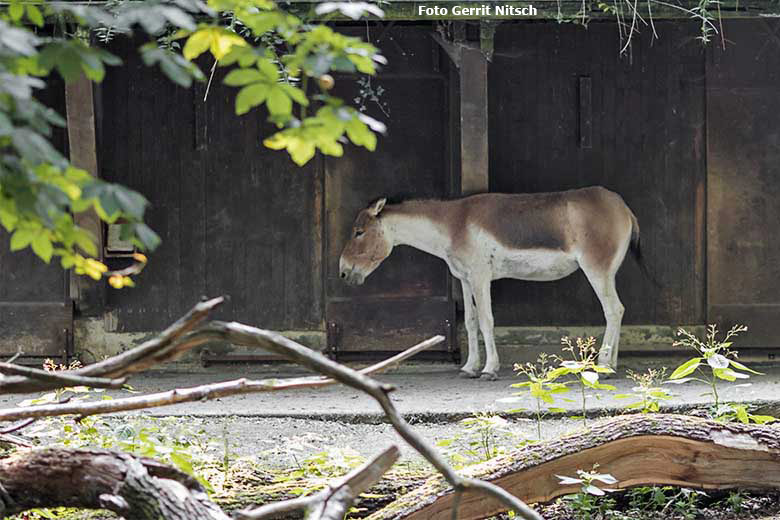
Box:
left=628, top=210, right=661, bottom=288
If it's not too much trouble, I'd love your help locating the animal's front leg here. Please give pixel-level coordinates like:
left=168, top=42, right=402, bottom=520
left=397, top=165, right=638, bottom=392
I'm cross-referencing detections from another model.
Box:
left=473, top=278, right=500, bottom=380
left=459, top=280, right=481, bottom=378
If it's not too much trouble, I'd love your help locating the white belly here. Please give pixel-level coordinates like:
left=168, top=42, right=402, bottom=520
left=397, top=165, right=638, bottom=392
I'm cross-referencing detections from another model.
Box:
left=491, top=248, right=579, bottom=281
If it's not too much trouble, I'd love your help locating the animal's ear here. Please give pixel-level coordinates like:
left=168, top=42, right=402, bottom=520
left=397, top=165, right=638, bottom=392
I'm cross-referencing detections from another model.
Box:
left=367, top=197, right=387, bottom=217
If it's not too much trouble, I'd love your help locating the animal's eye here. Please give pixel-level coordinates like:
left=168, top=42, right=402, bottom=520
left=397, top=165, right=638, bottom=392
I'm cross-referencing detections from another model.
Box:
left=355, top=229, right=365, bottom=238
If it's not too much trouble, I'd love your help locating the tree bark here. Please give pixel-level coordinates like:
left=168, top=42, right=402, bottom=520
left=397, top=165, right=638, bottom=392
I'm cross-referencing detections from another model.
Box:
left=0, top=448, right=229, bottom=519
left=367, top=414, right=780, bottom=520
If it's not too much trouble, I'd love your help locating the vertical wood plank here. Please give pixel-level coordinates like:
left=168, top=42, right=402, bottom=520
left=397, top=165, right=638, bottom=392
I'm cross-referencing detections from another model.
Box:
left=579, top=76, right=592, bottom=149
left=65, top=74, right=104, bottom=312
left=460, top=47, right=489, bottom=195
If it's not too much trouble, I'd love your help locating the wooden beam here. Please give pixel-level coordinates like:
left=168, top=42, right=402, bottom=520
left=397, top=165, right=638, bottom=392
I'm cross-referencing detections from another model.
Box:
left=459, top=47, right=489, bottom=195
left=65, top=74, right=103, bottom=307
left=281, top=0, right=780, bottom=20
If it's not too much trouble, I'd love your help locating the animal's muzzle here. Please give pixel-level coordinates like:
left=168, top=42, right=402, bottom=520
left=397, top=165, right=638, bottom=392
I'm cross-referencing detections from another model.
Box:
left=340, top=268, right=365, bottom=286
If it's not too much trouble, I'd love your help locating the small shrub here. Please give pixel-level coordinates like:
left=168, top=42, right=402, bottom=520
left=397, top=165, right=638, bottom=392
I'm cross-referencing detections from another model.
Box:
left=615, top=368, right=672, bottom=413
left=557, top=465, right=618, bottom=520
left=503, top=353, right=570, bottom=440
left=668, top=324, right=761, bottom=411
left=550, top=337, right=616, bottom=426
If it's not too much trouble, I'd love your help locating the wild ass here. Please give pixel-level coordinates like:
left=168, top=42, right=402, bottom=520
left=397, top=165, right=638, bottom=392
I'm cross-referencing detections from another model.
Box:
left=339, top=186, right=644, bottom=380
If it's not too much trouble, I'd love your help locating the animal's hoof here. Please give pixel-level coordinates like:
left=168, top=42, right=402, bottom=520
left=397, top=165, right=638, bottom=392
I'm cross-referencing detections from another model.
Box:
left=480, top=371, right=498, bottom=381
left=459, top=369, right=479, bottom=379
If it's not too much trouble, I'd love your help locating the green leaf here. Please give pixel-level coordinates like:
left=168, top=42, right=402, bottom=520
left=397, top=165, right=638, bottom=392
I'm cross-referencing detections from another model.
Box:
left=736, top=406, right=749, bottom=423
left=279, top=83, right=309, bottom=106
left=169, top=452, right=194, bottom=476
left=75, top=230, right=98, bottom=257
left=183, top=29, right=212, bottom=61
left=26, top=4, right=44, bottom=27
left=31, top=233, right=53, bottom=262
left=235, top=83, right=269, bottom=115
left=12, top=127, right=64, bottom=166
left=224, top=68, right=265, bottom=86
left=266, top=86, right=292, bottom=116
left=9, top=2, right=24, bottom=21
left=133, top=223, right=161, bottom=251
left=257, top=58, right=280, bottom=82
left=713, top=367, right=748, bottom=381
left=669, top=358, right=702, bottom=380
left=729, top=359, right=763, bottom=375
left=345, top=117, right=376, bottom=150
left=10, top=229, right=34, bottom=251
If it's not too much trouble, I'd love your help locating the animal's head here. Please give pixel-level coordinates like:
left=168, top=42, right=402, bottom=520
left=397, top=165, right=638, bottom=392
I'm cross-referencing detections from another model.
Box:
left=339, top=197, right=393, bottom=286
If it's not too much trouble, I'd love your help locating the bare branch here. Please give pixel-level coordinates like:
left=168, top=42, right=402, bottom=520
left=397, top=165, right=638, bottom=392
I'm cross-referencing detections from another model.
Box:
left=0, top=336, right=444, bottom=422
left=237, top=445, right=400, bottom=520
left=0, top=418, right=35, bottom=434
left=0, top=362, right=126, bottom=389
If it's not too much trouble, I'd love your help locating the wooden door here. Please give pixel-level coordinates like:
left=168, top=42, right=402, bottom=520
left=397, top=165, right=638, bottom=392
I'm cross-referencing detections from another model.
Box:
left=0, top=82, right=72, bottom=360
left=325, top=24, right=456, bottom=356
left=707, top=20, right=780, bottom=346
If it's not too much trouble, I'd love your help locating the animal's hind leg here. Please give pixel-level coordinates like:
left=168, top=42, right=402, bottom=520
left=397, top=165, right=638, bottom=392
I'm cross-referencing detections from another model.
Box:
left=472, top=277, right=500, bottom=380
left=459, top=280, right=481, bottom=378
left=581, top=266, right=624, bottom=370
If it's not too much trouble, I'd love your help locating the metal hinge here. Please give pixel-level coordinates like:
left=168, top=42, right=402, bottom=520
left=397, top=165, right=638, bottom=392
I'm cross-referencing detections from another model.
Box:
left=326, top=322, right=341, bottom=359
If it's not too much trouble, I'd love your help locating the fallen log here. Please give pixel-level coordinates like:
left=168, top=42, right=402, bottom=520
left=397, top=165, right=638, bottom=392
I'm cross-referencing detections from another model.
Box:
left=368, top=414, right=780, bottom=520
left=0, top=448, right=229, bottom=519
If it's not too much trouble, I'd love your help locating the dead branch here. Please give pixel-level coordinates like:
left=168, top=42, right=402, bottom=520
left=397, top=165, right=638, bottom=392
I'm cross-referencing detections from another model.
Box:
left=0, top=362, right=126, bottom=389
left=0, top=336, right=444, bottom=422
left=0, top=297, right=224, bottom=394
left=368, top=414, right=780, bottom=520
left=237, top=445, right=400, bottom=520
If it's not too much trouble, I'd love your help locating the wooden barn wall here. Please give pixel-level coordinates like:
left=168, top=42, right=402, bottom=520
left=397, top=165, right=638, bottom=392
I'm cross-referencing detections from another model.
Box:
left=100, top=36, right=322, bottom=332
left=488, top=21, right=707, bottom=327
left=707, top=20, right=780, bottom=346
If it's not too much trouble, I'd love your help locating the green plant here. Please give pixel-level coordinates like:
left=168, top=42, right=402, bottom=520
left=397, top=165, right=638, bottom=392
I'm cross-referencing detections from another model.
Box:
left=627, top=485, right=676, bottom=511
left=715, top=403, right=777, bottom=425
left=436, top=412, right=520, bottom=468
left=668, top=324, right=760, bottom=411
left=615, top=368, right=672, bottom=413
left=557, top=465, right=618, bottom=520
left=504, top=353, right=570, bottom=440
left=550, top=337, right=616, bottom=426
left=669, top=488, right=707, bottom=519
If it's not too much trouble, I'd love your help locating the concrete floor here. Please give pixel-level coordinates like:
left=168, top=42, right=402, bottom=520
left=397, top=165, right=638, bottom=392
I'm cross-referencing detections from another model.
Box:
left=5, top=360, right=778, bottom=420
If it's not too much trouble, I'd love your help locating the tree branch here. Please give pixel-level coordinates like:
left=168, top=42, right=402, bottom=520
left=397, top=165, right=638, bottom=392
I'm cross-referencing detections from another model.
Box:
left=0, top=362, right=126, bottom=389
left=236, top=445, right=400, bottom=520
left=0, top=336, right=444, bottom=422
